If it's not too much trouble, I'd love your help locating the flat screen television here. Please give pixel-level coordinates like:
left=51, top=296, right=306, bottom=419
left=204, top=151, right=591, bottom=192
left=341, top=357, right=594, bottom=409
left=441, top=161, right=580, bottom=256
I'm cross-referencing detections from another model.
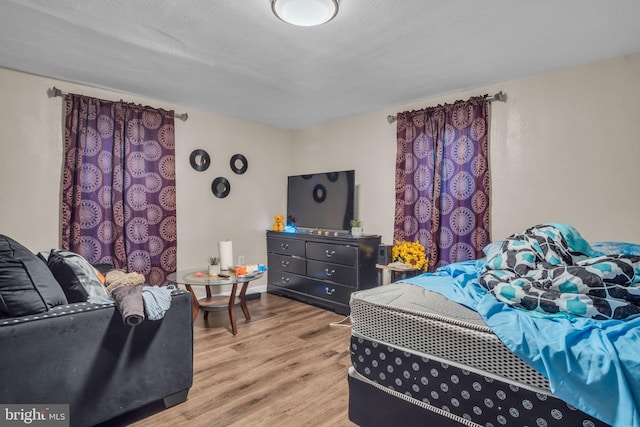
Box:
left=287, top=170, right=355, bottom=232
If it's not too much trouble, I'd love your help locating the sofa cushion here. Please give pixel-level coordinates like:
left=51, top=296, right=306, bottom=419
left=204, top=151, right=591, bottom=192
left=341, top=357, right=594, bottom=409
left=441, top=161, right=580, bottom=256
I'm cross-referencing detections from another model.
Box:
left=44, top=249, right=109, bottom=303
left=0, top=235, right=68, bottom=317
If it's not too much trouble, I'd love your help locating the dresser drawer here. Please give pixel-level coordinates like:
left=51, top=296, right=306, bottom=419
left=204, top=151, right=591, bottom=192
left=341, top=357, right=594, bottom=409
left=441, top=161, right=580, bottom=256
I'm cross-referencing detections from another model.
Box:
left=268, top=253, right=306, bottom=275
left=306, top=242, right=357, bottom=266
left=307, top=259, right=357, bottom=287
left=268, top=270, right=306, bottom=293
left=307, top=279, right=352, bottom=305
left=267, top=237, right=306, bottom=257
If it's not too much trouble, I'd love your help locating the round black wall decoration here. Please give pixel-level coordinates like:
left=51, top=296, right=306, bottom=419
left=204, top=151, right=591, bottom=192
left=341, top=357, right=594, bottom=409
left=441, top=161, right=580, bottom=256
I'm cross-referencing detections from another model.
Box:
left=230, top=154, right=248, bottom=175
left=326, top=172, right=339, bottom=182
left=189, top=149, right=210, bottom=171
left=313, top=184, right=327, bottom=203
left=211, top=177, right=231, bottom=198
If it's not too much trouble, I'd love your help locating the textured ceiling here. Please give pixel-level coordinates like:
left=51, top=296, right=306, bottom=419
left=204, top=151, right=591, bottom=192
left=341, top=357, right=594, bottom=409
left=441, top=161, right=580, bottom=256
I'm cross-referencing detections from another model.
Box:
left=1, top=0, right=640, bottom=129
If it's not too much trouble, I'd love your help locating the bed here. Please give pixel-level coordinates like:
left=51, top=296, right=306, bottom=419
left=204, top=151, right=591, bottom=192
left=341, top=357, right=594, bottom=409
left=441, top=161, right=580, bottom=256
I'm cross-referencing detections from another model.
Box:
left=347, top=223, right=640, bottom=427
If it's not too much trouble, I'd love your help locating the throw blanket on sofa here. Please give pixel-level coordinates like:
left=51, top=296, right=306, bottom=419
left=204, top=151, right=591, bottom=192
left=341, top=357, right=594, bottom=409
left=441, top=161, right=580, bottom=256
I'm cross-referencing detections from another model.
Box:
left=142, top=285, right=175, bottom=320
left=105, top=269, right=145, bottom=293
left=479, top=223, right=640, bottom=320
left=106, top=270, right=147, bottom=325
left=112, top=285, right=144, bottom=326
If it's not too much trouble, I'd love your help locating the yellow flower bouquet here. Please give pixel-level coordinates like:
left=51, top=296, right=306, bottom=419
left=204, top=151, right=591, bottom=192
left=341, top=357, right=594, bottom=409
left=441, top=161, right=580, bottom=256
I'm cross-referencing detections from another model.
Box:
left=392, top=240, right=429, bottom=271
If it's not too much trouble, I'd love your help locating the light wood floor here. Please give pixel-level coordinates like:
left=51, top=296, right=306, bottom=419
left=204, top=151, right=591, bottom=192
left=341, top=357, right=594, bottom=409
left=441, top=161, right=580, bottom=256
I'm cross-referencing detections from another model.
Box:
left=103, top=293, right=357, bottom=427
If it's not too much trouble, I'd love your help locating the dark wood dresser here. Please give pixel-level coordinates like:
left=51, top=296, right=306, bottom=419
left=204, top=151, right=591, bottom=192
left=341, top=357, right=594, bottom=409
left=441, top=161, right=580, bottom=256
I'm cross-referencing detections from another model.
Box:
left=266, top=231, right=381, bottom=315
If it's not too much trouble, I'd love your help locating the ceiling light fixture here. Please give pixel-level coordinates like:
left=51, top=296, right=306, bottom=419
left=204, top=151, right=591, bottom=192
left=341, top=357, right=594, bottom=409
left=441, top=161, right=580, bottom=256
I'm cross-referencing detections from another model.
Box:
left=271, top=0, right=339, bottom=27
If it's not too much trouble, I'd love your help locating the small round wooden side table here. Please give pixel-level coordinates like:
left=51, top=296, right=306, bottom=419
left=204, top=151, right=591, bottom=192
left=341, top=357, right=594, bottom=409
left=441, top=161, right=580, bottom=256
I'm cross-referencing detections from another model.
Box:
left=167, top=269, right=264, bottom=335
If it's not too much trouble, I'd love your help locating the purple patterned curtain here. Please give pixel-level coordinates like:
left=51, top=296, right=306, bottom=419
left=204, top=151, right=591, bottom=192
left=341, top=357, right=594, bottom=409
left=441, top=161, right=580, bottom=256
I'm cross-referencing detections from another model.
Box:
left=62, top=94, right=177, bottom=285
left=394, top=96, right=490, bottom=271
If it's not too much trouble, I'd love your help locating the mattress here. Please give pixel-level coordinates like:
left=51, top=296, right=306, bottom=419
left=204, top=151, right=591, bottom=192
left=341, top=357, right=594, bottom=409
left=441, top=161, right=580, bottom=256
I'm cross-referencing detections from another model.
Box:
left=349, top=283, right=608, bottom=427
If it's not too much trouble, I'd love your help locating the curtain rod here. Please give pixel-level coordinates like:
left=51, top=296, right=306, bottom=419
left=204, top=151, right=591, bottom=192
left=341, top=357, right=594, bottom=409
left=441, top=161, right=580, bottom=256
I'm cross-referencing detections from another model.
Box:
left=48, top=87, right=189, bottom=122
left=386, top=91, right=506, bottom=124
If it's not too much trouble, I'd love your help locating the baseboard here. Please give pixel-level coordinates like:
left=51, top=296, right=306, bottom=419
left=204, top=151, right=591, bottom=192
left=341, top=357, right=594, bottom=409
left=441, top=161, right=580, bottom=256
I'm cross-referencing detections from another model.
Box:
left=217, top=285, right=267, bottom=299
left=245, top=292, right=261, bottom=301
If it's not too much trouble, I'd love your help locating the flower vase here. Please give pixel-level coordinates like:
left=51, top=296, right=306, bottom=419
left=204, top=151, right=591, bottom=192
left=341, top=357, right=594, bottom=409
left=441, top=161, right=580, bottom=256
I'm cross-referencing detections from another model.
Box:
left=208, top=264, right=220, bottom=275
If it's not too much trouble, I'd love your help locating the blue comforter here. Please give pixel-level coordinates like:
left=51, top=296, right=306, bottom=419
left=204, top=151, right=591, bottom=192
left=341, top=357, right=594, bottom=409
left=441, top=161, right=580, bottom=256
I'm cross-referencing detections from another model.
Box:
left=479, top=224, right=640, bottom=320
left=402, top=258, right=640, bottom=427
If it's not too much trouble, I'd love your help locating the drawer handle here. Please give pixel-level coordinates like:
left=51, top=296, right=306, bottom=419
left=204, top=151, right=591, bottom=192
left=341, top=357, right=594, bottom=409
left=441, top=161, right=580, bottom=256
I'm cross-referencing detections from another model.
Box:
left=281, top=260, right=290, bottom=267
left=325, top=268, right=336, bottom=277
left=281, top=243, right=289, bottom=250
left=325, top=250, right=336, bottom=258
left=281, top=276, right=290, bottom=284
left=325, top=287, right=335, bottom=296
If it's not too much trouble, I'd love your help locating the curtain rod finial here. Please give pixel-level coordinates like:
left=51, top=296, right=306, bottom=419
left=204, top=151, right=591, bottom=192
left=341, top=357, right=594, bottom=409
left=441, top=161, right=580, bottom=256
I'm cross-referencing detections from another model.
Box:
left=48, top=87, right=62, bottom=98
left=387, top=115, right=396, bottom=124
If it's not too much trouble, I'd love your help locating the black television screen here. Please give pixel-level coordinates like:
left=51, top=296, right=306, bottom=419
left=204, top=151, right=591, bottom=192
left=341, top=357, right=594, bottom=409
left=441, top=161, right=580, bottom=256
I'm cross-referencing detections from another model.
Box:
left=287, top=170, right=355, bottom=231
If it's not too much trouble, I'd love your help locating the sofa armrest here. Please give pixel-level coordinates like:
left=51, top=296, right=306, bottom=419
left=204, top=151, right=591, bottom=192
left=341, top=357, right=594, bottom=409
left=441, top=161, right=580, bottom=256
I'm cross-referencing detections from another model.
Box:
left=0, top=290, right=193, bottom=427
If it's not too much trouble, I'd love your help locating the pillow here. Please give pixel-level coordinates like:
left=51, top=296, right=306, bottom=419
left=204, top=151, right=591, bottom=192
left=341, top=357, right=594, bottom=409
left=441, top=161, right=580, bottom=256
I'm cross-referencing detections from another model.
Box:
left=591, top=242, right=640, bottom=256
left=0, top=235, right=68, bottom=317
left=44, top=249, right=109, bottom=303
left=92, top=263, right=113, bottom=281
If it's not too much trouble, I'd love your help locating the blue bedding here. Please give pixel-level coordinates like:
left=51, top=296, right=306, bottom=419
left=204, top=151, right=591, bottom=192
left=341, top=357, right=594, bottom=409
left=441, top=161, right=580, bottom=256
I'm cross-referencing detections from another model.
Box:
left=401, top=253, right=640, bottom=427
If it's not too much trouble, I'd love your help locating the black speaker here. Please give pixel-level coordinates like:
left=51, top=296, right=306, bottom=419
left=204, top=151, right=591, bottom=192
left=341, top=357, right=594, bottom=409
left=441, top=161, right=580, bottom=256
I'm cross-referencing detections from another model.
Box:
left=378, top=244, right=393, bottom=265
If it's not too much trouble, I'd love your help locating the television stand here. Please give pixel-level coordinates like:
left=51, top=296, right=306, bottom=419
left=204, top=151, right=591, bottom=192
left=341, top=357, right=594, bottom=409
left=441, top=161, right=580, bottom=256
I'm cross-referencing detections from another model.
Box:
left=266, top=231, right=381, bottom=315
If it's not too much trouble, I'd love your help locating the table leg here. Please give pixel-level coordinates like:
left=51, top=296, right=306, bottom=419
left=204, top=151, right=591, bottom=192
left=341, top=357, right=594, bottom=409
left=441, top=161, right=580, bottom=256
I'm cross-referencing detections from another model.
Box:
left=228, top=282, right=239, bottom=335
left=239, top=282, right=251, bottom=320
left=204, top=285, right=212, bottom=320
left=185, top=284, right=199, bottom=321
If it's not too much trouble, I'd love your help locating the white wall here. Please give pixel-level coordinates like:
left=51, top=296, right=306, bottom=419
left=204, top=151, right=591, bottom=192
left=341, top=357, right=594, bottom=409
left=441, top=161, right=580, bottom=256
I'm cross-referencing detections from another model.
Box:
left=0, top=67, right=292, bottom=294
left=292, top=53, right=640, bottom=245
left=1, top=51, right=638, bottom=297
